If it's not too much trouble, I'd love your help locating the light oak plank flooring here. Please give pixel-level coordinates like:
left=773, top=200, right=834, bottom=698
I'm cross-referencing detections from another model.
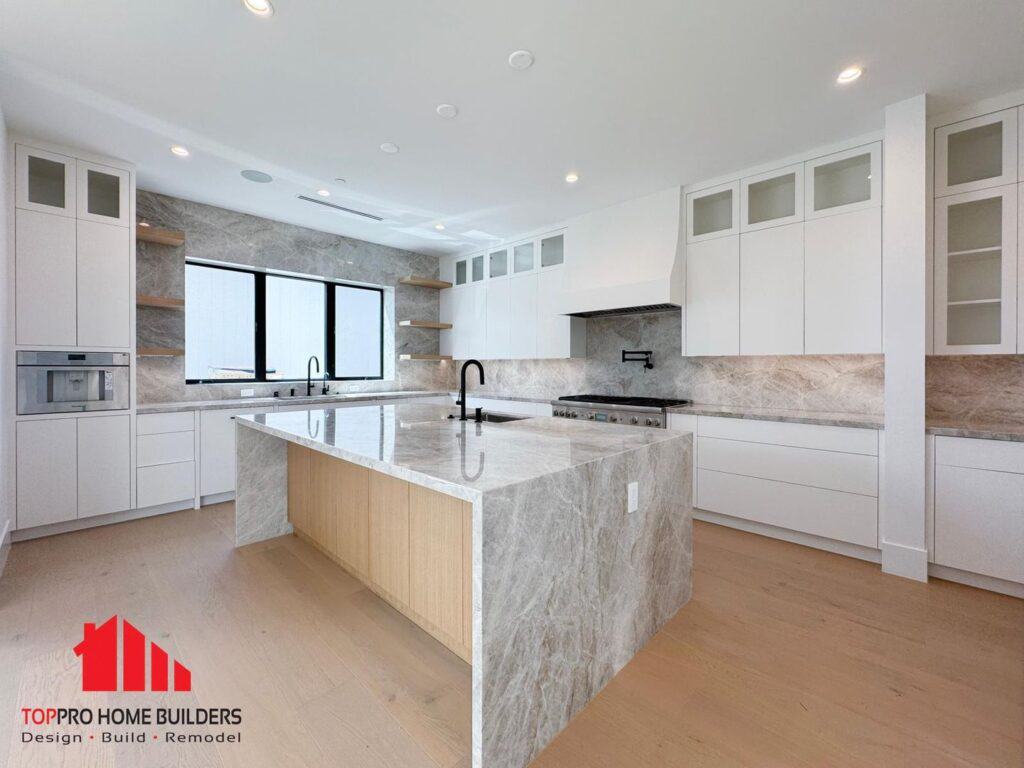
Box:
left=1, top=508, right=1020, bottom=768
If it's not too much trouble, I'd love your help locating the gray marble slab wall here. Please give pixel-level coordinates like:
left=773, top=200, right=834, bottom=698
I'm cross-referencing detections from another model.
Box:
left=136, top=190, right=450, bottom=403
left=927, top=355, right=1024, bottom=425
left=455, top=310, right=884, bottom=413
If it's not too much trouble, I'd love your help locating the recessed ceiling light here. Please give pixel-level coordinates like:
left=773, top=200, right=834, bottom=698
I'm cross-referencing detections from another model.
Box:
left=170, top=145, right=190, bottom=157
left=241, top=169, right=273, bottom=183
left=434, top=223, right=445, bottom=231
left=565, top=172, right=579, bottom=184
left=380, top=142, right=400, bottom=154
left=436, top=104, right=459, bottom=119
left=242, top=0, right=274, bottom=16
left=316, top=189, right=331, bottom=197
left=836, top=66, right=862, bottom=84
left=508, top=50, right=534, bottom=70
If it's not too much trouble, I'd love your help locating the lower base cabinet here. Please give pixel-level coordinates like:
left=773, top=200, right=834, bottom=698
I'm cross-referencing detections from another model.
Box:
left=288, top=444, right=472, bottom=662
left=77, top=415, right=131, bottom=518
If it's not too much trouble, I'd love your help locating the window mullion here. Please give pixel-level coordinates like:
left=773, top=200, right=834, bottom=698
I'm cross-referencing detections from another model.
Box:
left=254, top=272, right=267, bottom=381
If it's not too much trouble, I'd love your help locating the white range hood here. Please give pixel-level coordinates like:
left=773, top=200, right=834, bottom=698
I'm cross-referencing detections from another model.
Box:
left=562, top=186, right=684, bottom=317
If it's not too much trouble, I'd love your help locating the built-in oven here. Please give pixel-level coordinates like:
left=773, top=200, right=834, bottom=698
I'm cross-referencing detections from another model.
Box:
left=17, top=351, right=130, bottom=415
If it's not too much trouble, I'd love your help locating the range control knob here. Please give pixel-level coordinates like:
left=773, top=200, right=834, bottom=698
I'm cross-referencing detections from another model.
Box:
left=609, top=415, right=618, bottom=423
left=630, top=416, right=639, bottom=425
left=653, top=418, right=661, bottom=427
left=554, top=409, right=562, bottom=417
left=645, top=418, right=653, bottom=426
left=570, top=411, right=578, bottom=418
left=587, top=413, right=595, bottom=420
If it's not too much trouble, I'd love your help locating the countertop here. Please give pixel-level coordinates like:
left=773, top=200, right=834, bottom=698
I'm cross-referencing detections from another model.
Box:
left=137, top=390, right=449, bottom=414
left=667, top=403, right=884, bottom=430
left=925, top=419, right=1024, bottom=442
left=236, top=403, right=687, bottom=501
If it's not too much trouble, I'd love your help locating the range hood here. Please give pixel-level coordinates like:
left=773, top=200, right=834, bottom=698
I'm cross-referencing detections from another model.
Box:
left=561, top=187, right=684, bottom=317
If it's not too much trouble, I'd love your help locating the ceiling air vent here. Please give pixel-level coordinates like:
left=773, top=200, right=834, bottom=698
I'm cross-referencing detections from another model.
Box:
left=569, top=303, right=680, bottom=319
left=296, top=195, right=383, bottom=221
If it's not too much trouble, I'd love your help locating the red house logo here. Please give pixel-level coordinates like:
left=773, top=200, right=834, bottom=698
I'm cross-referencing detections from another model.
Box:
left=73, top=615, right=191, bottom=692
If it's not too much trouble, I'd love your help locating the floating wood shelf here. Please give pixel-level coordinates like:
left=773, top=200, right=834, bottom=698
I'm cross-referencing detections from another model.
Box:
left=137, top=225, right=186, bottom=247
left=399, top=276, right=452, bottom=289
left=137, top=347, right=185, bottom=357
left=399, top=320, right=453, bottom=330
left=136, top=293, right=185, bottom=309
left=399, top=354, right=452, bottom=361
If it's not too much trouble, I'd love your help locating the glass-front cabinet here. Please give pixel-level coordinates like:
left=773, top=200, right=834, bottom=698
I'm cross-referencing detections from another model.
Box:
left=540, top=233, right=564, bottom=268
left=16, top=144, right=76, bottom=217
left=804, top=142, right=881, bottom=219
left=935, top=108, right=1018, bottom=197
left=512, top=240, right=535, bottom=273
left=77, top=160, right=131, bottom=226
left=934, top=185, right=1018, bottom=354
left=740, top=163, right=803, bottom=232
left=686, top=181, right=739, bottom=242
left=488, top=247, right=508, bottom=279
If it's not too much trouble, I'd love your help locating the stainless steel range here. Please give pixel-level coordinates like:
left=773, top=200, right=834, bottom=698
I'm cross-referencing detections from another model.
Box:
left=551, top=395, right=691, bottom=428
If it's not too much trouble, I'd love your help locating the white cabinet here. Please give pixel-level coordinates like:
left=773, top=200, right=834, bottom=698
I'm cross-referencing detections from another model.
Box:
left=76, top=160, right=131, bottom=226
left=686, top=181, right=739, bottom=242
left=935, top=109, right=1018, bottom=197
left=804, top=207, right=883, bottom=354
left=77, top=415, right=131, bottom=519
left=685, top=236, right=739, bottom=356
left=537, top=266, right=585, bottom=358
left=804, top=143, right=881, bottom=219
left=200, top=407, right=272, bottom=497
left=484, top=279, right=511, bottom=360
left=934, top=436, right=1024, bottom=584
left=16, top=418, right=78, bottom=528
left=740, top=164, right=803, bottom=233
left=739, top=223, right=803, bottom=355
left=512, top=240, right=536, bottom=274
left=439, top=287, right=454, bottom=358
left=15, top=144, right=76, bottom=217
left=934, top=185, right=1018, bottom=354
left=138, top=463, right=197, bottom=509
left=467, top=283, right=488, bottom=359
left=15, top=209, right=77, bottom=346
left=77, top=220, right=131, bottom=348
left=508, top=273, right=538, bottom=359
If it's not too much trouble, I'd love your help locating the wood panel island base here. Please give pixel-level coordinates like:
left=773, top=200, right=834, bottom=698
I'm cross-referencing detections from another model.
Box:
left=233, top=403, right=693, bottom=768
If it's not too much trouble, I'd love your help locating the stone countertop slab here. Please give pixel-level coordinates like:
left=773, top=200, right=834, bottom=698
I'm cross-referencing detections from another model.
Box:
left=447, top=391, right=554, bottom=404
left=137, top=390, right=449, bottom=414
left=236, top=403, right=687, bottom=503
left=926, top=420, right=1024, bottom=442
left=667, top=403, right=884, bottom=429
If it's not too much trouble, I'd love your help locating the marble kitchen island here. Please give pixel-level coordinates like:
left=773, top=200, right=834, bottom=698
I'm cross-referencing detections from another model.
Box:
left=234, top=403, right=692, bottom=768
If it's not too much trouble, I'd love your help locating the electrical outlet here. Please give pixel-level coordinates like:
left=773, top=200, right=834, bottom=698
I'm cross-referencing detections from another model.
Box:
left=627, top=481, right=639, bottom=513
left=240, top=388, right=256, bottom=397
left=347, top=385, right=359, bottom=392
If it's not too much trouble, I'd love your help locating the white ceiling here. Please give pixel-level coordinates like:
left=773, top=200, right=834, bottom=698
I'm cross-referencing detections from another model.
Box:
left=1, top=0, right=1022, bottom=256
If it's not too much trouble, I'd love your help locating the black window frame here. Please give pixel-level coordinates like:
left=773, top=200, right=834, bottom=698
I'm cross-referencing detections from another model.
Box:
left=184, top=260, right=385, bottom=384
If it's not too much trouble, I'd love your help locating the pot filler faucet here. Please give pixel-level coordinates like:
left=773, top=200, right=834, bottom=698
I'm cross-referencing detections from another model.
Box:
left=306, top=355, right=320, bottom=396
left=457, top=359, right=485, bottom=422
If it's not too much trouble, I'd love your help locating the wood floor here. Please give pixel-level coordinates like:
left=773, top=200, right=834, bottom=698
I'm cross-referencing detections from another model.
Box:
left=0, top=505, right=1020, bottom=768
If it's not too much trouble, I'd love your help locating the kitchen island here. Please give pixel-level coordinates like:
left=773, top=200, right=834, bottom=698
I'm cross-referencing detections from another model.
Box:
left=234, top=403, right=692, bottom=768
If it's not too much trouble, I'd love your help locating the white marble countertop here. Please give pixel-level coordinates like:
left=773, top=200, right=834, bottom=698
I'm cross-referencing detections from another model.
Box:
left=667, top=403, right=884, bottom=429
left=237, top=403, right=687, bottom=502
left=925, top=419, right=1024, bottom=442
left=137, top=390, right=449, bottom=414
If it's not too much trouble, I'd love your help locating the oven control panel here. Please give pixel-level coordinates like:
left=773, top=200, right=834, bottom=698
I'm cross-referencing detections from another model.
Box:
left=552, top=406, right=664, bottom=428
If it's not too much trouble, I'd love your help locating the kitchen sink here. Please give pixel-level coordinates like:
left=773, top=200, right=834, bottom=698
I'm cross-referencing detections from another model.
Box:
left=447, top=410, right=528, bottom=423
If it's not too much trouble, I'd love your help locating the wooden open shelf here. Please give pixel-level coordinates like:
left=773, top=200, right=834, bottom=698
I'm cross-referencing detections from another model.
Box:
left=399, top=277, right=452, bottom=289
left=137, top=293, right=185, bottom=309
left=399, top=354, right=452, bottom=361
left=137, top=225, right=186, bottom=247
left=137, top=346, right=185, bottom=357
left=399, top=320, right=453, bottom=330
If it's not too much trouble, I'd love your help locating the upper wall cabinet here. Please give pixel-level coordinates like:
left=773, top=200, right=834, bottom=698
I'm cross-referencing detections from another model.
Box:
left=76, top=160, right=131, bottom=226
left=804, top=143, right=881, bottom=219
left=740, top=164, right=804, bottom=233
left=540, top=232, right=565, bottom=268
left=935, top=109, right=1018, bottom=197
left=686, top=181, right=739, bottom=243
left=512, top=240, right=536, bottom=274
left=16, top=145, right=76, bottom=218
left=454, top=258, right=468, bottom=286
left=488, top=247, right=509, bottom=279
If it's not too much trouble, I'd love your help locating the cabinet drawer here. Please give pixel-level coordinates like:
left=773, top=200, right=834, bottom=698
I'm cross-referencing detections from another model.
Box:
left=698, top=416, right=878, bottom=455
left=935, top=464, right=1024, bottom=583
left=935, top=435, right=1024, bottom=473
left=137, top=431, right=195, bottom=467
left=697, top=469, right=878, bottom=547
left=138, top=411, right=195, bottom=435
left=137, top=461, right=195, bottom=508
left=698, top=437, right=877, bottom=496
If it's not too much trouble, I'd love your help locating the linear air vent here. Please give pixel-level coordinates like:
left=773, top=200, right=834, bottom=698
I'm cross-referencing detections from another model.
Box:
left=569, top=303, right=680, bottom=319
left=296, top=195, right=384, bottom=221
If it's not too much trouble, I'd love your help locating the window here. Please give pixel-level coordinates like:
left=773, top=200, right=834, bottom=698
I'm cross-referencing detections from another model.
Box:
left=185, top=262, right=384, bottom=383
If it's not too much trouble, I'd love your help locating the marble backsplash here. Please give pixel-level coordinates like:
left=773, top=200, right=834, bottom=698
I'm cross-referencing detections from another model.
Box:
left=453, top=311, right=885, bottom=413
left=927, top=355, right=1024, bottom=425
left=136, top=191, right=449, bottom=403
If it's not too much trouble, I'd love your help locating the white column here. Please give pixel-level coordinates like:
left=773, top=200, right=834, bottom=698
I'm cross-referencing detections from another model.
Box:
left=881, top=94, right=929, bottom=581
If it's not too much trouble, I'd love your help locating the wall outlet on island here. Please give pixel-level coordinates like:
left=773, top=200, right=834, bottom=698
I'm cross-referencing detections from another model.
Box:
left=627, top=481, right=639, bottom=513
left=240, top=388, right=256, bottom=397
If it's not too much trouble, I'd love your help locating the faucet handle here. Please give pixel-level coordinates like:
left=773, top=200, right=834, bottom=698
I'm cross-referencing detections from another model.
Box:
left=475, top=407, right=483, bottom=423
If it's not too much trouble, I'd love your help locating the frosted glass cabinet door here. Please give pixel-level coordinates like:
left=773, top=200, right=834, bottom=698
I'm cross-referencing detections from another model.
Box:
left=76, top=160, right=131, bottom=226
left=15, top=144, right=76, bottom=217
left=739, top=164, right=803, bottom=233
left=804, top=143, right=881, bottom=219
left=686, top=181, right=740, bottom=243
left=934, top=108, right=1018, bottom=197
left=685, top=236, right=740, bottom=356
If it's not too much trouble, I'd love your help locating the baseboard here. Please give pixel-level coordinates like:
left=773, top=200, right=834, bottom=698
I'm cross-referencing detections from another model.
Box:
left=880, top=540, right=929, bottom=582
left=201, top=491, right=235, bottom=506
left=0, top=518, right=11, bottom=578
left=929, top=563, right=1024, bottom=599
left=11, top=499, right=195, bottom=542
left=693, top=509, right=882, bottom=564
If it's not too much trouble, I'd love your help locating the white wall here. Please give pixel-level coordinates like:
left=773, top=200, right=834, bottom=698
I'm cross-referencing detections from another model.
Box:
left=0, top=101, right=11, bottom=576
left=881, top=94, right=930, bottom=581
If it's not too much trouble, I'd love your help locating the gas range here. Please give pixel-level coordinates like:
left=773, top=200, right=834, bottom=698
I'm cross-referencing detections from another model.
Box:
left=550, top=395, right=691, bottom=428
